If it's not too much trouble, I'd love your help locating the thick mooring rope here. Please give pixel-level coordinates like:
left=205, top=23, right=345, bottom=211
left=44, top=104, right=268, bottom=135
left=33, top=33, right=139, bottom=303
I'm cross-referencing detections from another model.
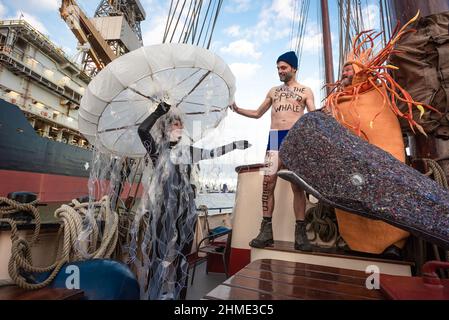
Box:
left=0, top=196, right=118, bottom=290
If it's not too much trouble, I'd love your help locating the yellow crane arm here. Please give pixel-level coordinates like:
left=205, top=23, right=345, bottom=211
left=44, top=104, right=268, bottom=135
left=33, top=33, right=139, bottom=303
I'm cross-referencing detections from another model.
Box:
left=60, top=0, right=117, bottom=70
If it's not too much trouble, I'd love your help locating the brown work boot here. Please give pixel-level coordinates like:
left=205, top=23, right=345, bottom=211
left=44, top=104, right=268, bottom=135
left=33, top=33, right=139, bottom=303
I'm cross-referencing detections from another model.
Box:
left=249, top=219, right=274, bottom=248
left=295, top=221, right=313, bottom=252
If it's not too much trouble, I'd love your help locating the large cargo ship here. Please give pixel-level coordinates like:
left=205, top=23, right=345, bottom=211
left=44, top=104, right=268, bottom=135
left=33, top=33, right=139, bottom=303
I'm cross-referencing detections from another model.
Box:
left=0, top=0, right=147, bottom=203
left=0, top=19, right=92, bottom=203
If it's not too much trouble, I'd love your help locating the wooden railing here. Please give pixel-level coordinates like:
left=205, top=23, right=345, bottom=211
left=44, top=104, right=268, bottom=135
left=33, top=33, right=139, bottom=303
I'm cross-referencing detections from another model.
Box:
left=197, top=206, right=233, bottom=215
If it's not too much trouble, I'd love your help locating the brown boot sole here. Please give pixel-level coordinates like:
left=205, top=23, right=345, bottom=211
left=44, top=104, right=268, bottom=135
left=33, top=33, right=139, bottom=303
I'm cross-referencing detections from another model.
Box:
left=249, top=239, right=274, bottom=248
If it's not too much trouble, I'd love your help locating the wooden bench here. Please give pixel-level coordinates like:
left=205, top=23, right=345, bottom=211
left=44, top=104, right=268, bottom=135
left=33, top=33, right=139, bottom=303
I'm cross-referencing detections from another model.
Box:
left=204, top=259, right=385, bottom=300
left=0, top=285, right=84, bottom=300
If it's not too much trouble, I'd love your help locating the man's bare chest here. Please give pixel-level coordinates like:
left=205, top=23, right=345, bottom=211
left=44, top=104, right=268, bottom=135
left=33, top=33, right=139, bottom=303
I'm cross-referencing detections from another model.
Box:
left=271, top=86, right=306, bottom=114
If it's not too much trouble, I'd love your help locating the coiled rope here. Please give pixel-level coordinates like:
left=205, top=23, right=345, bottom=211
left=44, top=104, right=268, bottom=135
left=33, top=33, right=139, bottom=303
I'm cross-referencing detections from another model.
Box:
left=0, top=196, right=118, bottom=290
left=305, top=202, right=338, bottom=244
left=421, top=158, right=449, bottom=189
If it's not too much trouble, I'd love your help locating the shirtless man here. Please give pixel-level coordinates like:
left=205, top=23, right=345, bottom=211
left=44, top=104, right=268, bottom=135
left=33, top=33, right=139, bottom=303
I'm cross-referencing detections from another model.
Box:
left=230, top=51, right=316, bottom=251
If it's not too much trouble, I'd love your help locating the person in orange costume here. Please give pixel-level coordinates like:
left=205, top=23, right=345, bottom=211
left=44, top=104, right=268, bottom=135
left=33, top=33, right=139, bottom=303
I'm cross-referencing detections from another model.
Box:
left=325, top=13, right=437, bottom=257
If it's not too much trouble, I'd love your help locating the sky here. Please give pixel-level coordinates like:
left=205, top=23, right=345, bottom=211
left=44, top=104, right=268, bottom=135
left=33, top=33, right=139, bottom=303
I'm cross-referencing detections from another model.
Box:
left=0, top=0, right=381, bottom=187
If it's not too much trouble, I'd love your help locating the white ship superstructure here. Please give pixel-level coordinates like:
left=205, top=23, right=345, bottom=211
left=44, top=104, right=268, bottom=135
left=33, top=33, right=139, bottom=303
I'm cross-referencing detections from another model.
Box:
left=0, top=19, right=90, bottom=147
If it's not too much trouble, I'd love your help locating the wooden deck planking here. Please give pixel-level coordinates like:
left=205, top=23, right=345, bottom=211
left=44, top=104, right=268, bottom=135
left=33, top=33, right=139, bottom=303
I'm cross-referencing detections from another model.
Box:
left=0, top=286, right=84, bottom=300
left=204, top=259, right=385, bottom=300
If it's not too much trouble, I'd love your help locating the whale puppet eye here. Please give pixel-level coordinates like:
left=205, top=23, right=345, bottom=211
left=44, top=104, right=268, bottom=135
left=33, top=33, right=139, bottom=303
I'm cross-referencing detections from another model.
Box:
left=350, top=173, right=365, bottom=186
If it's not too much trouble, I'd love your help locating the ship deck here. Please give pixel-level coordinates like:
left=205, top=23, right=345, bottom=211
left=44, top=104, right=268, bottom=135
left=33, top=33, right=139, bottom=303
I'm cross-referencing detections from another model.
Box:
left=187, top=262, right=227, bottom=300
left=203, top=259, right=385, bottom=300
left=187, top=239, right=414, bottom=300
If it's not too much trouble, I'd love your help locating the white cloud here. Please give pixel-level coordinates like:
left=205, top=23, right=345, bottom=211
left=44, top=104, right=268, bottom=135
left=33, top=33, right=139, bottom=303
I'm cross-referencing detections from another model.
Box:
left=141, top=1, right=194, bottom=46
left=209, top=40, right=223, bottom=53
left=229, top=0, right=299, bottom=45
left=36, top=0, right=59, bottom=11
left=142, top=14, right=167, bottom=45
left=62, top=46, right=73, bottom=55
left=301, top=77, right=325, bottom=107
left=8, top=11, right=48, bottom=34
left=289, top=23, right=323, bottom=54
left=140, top=0, right=168, bottom=45
left=0, top=1, right=7, bottom=17
left=362, top=4, right=380, bottom=30
left=229, top=62, right=262, bottom=81
left=224, top=25, right=241, bottom=38
left=220, top=39, right=262, bottom=59
left=269, top=0, right=297, bottom=19
left=12, top=0, right=58, bottom=12
left=225, top=0, right=251, bottom=13
left=301, top=32, right=323, bottom=53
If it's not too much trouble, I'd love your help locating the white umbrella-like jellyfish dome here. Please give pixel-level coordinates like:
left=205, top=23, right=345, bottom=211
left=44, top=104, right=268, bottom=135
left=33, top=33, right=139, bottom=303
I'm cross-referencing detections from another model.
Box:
left=79, top=43, right=236, bottom=157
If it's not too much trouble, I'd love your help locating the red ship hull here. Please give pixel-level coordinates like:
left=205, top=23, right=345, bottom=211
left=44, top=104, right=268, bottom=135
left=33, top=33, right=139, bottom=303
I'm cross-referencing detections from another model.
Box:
left=0, top=169, right=143, bottom=203
left=0, top=99, right=143, bottom=203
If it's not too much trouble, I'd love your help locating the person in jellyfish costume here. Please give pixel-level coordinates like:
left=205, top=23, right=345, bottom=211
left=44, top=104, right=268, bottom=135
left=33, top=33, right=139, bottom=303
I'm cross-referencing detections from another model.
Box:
left=129, top=101, right=250, bottom=300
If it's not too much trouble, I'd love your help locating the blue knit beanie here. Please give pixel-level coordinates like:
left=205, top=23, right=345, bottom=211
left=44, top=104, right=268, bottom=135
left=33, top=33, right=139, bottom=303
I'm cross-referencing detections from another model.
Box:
left=276, top=51, right=298, bottom=69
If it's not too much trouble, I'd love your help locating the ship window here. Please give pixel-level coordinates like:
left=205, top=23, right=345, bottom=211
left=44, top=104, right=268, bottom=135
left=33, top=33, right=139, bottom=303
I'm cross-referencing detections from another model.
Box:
left=62, top=131, right=70, bottom=144
left=15, top=38, right=27, bottom=51
left=79, top=139, right=87, bottom=147
left=0, top=34, right=6, bottom=47
left=48, top=127, right=59, bottom=141
left=33, top=119, right=46, bottom=136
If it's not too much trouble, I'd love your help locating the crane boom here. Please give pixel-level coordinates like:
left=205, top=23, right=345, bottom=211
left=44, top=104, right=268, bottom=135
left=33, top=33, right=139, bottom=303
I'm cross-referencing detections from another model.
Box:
left=60, top=0, right=117, bottom=71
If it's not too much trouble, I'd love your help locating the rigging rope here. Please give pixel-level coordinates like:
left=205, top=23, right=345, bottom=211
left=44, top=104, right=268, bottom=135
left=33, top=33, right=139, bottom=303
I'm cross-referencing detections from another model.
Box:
left=206, top=0, right=223, bottom=49
left=379, top=0, right=387, bottom=45
left=178, top=0, right=195, bottom=43
left=289, top=0, right=310, bottom=70
left=317, top=1, right=326, bottom=103
left=195, top=0, right=213, bottom=46
left=201, top=0, right=217, bottom=47
left=289, top=0, right=299, bottom=51
left=189, top=0, right=203, bottom=44
left=164, top=0, right=222, bottom=49
left=337, top=0, right=392, bottom=77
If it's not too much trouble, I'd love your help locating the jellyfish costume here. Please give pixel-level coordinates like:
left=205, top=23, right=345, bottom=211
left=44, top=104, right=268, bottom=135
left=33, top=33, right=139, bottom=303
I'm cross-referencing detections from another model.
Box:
left=133, top=101, right=248, bottom=299
left=77, top=43, right=242, bottom=300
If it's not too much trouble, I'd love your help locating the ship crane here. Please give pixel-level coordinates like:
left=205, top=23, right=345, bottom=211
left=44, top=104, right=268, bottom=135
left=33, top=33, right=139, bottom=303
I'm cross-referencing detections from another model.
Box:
left=60, top=0, right=146, bottom=76
left=94, top=0, right=146, bottom=43
left=59, top=0, right=117, bottom=74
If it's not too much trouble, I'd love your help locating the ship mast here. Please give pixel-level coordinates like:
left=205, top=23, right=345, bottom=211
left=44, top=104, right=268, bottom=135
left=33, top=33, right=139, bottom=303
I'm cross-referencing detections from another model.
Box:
left=321, top=0, right=335, bottom=95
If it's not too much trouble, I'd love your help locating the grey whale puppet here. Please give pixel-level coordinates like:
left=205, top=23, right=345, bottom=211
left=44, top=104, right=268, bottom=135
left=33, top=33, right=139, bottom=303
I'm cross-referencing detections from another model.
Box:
left=279, top=111, right=449, bottom=249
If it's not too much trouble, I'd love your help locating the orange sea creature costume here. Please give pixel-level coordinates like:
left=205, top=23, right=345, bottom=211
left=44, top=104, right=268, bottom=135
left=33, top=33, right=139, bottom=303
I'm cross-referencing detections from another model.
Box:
left=325, top=12, right=439, bottom=254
